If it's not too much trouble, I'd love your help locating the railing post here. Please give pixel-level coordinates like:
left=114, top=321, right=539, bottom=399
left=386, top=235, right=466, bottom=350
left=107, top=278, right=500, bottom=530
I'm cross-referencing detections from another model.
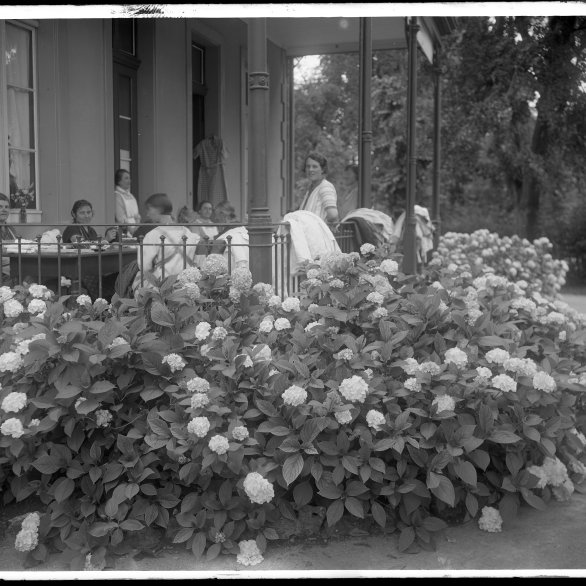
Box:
left=359, top=17, right=373, bottom=209
left=432, top=53, right=442, bottom=251
left=247, top=18, right=272, bottom=286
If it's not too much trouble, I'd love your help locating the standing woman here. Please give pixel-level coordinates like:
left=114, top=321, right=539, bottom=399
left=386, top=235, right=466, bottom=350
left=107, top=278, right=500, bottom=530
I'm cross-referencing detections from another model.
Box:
left=298, top=152, right=339, bottom=227
left=114, top=169, right=141, bottom=235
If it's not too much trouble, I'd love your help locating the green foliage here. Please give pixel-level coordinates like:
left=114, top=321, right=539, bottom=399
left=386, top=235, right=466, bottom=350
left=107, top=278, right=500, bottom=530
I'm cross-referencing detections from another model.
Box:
left=0, top=248, right=586, bottom=568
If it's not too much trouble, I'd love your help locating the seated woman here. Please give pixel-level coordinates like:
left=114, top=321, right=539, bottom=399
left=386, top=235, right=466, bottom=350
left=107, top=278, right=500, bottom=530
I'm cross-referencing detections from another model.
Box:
left=62, top=199, right=118, bottom=244
left=132, top=193, right=201, bottom=292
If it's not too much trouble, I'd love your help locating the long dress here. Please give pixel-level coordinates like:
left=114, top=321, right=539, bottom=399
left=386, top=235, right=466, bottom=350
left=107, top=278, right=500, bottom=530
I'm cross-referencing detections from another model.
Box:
left=115, top=186, right=141, bottom=233
left=193, top=136, right=228, bottom=207
left=299, top=178, right=338, bottom=223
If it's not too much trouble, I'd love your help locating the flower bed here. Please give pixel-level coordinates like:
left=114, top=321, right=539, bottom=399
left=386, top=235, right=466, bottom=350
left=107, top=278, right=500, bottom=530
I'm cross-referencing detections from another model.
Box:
left=1, top=243, right=586, bottom=570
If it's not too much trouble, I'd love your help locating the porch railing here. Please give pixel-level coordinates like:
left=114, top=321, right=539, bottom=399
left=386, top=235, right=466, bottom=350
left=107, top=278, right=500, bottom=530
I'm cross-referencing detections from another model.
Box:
left=0, top=221, right=358, bottom=300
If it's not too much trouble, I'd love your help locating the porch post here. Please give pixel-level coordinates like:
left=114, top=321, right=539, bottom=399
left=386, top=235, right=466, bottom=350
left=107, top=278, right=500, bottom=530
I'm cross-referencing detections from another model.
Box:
left=247, top=18, right=273, bottom=285
left=359, top=17, right=372, bottom=208
left=431, top=54, right=441, bottom=250
left=403, top=17, right=419, bottom=274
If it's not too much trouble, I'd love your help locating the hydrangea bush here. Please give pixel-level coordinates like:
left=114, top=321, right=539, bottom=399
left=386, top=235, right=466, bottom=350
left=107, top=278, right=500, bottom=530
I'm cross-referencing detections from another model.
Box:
left=432, top=230, right=569, bottom=299
left=1, top=245, right=586, bottom=570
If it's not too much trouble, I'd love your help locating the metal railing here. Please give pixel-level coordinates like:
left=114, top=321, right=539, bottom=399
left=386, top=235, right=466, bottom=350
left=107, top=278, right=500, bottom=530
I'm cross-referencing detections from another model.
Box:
left=0, top=221, right=359, bottom=300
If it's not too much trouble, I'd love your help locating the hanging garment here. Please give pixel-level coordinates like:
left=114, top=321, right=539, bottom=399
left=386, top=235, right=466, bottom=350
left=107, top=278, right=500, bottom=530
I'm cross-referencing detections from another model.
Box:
left=341, top=208, right=395, bottom=245
left=193, top=136, right=228, bottom=207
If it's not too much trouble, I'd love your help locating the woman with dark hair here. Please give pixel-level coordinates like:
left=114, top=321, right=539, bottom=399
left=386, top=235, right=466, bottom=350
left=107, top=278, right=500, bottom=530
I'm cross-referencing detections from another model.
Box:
left=132, top=193, right=200, bottom=291
left=298, top=151, right=339, bottom=226
left=62, top=200, right=118, bottom=244
left=114, top=168, right=141, bottom=234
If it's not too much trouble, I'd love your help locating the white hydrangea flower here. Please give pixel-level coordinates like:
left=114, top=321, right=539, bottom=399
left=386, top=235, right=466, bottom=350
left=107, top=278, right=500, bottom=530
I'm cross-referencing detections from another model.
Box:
left=432, top=394, right=456, bottom=413
left=533, top=371, right=556, bottom=394
left=559, top=331, right=567, bottom=342
left=329, top=278, right=345, bottom=289
left=503, top=357, right=537, bottom=377
left=186, top=377, right=210, bottom=394
left=402, top=357, right=420, bottom=375
left=27, top=299, right=47, bottom=315
left=474, top=366, right=492, bottom=383
left=195, top=321, right=211, bottom=341
left=187, top=416, right=210, bottom=437
left=243, top=472, right=274, bottom=504
left=335, top=410, right=353, bottom=425
left=182, top=282, right=200, bottom=300
left=552, top=478, right=575, bottom=502
left=0, top=351, right=24, bottom=373
left=379, top=259, right=399, bottom=275
left=338, top=376, right=369, bottom=403
left=232, top=426, right=249, bottom=441
left=281, top=297, right=301, bottom=312
left=3, top=299, right=24, bottom=318
left=0, top=286, right=15, bottom=303
left=212, top=327, right=228, bottom=341
left=268, top=295, right=283, bottom=309
left=466, top=308, right=483, bottom=326
left=541, top=457, right=569, bottom=487
left=93, top=298, right=109, bottom=309
left=282, top=385, right=307, bottom=407
left=236, top=540, right=264, bottom=567
left=527, top=465, right=548, bottom=489
left=76, top=294, right=92, bottom=306
left=364, top=368, right=373, bottom=380
left=485, top=348, right=511, bottom=365
left=201, top=254, right=228, bottom=277
left=177, top=266, right=202, bottom=285
left=208, top=434, right=230, bottom=455
left=308, top=303, right=319, bottom=313
left=335, top=348, right=354, bottom=361
left=444, top=347, right=468, bottom=368
left=60, top=276, right=72, bottom=288
left=200, top=344, right=210, bottom=358
left=370, top=350, right=381, bottom=361
left=95, top=409, right=113, bottom=428
left=28, top=284, right=52, bottom=300
left=258, top=318, right=274, bottom=334
left=274, top=317, right=291, bottom=331
left=306, top=268, right=320, bottom=280
left=366, top=409, right=385, bottom=431
left=190, top=393, right=210, bottom=409
left=14, top=528, right=38, bottom=552
left=1, top=392, right=27, bottom=413
left=404, top=377, right=422, bottom=392
left=491, top=374, right=517, bottom=393
left=242, top=355, right=254, bottom=368
left=419, top=361, right=441, bottom=376
left=478, top=506, right=502, bottom=533
left=360, top=243, right=376, bottom=255
left=231, top=267, right=253, bottom=291
left=108, top=337, right=128, bottom=349
left=21, top=512, right=40, bottom=532
left=162, top=353, right=186, bottom=373
left=1, top=417, right=24, bottom=438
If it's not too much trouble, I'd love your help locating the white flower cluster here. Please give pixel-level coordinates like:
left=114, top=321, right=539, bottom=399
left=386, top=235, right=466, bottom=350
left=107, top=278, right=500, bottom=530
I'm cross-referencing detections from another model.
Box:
left=329, top=278, right=345, bottom=289
left=76, top=294, right=92, bottom=306
left=402, top=358, right=420, bottom=376
left=28, top=284, right=52, bottom=300
left=212, top=326, right=228, bottom=341
left=162, top=353, right=186, bottom=372
left=419, top=361, right=441, bottom=376
left=478, top=506, right=503, bottom=533
left=474, top=366, right=492, bottom=383
left=379, top=259, right=399, bottom=275
left=14, top=512, right=40, bottom=552
left=360, top=243, right=376, bottom=255
left=231, top=267, right=253, bottom=291
left=335, top=348, right=354, bottom=361
left=15, top=333, right=46, bottom=357
left=444, top=347, right=468, bottom=368
left=108, top=337, right=128, bottom=349
left=366, top=409, right=385, bottom=431
left=503, top=357, right=537, bottom=377
left=510, top=297, right=537, bottom=315
left=208, top=434, right=230, bottom=455
left=335, top=410, right=353, bottom=425
left=236, top=540, right=264, bottom=566
left=541, top=457, right=569, bottom=487
left=528, top=457, right=574, bottom=501
left=1, top=392, right=27, bottom=413
left=485, top=348, right=510, bottom=365
left=252, top=282, right=274, bottom=301
left=366, top=292, right=384, bottom=305
left=259, top=316, right=274, bottom=333
left=201, top=254, right=228, bottom=277
left=0, top=286, right=15, bottom=303
left=282, top=385, right=307, bottom=407
left=195, top=321, right=211, bottom=341
left=26, top=299, right=46, bottom=315
left=187, top=416, right=210, bottom=437
left=281, top=296, right=301, bottom=313
left=0, top=351, right=24, bottom=373
left=182, top=282, right=200, bottom=300
left=404, top=378, right=422, bottom=392
left=1, top=417, right=24, bottom=438
left=186, top=377, right=210, bottom=394
left=190, top=393, right=209, bottom=409
left=243, top=471, right=274, bottom=504
left=241, top=355, right=254, bottom=368
left=372, top=307, right=388, bottom=320
left=491, top=374, right=517, bottom=393
left=338, top=375, right=369, bottom=403
left=177, top=266, right=202, bottom=285
left=533, top=371, right=556, bottom=393
left=232, top=426, right=249, bottom=441
left=274, top=317, right=291, bottom=331
left=432, top=394, right=456, bottom=413
left=268, top=295, right=283, bottom=309
left=95, top=409, right=113, bottom=428
left=3, top=299, right=24, bottom=318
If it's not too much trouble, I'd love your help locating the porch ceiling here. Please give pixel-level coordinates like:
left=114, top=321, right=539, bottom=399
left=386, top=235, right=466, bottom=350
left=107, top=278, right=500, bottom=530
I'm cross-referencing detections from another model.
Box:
left=266, top=17, right=407, bottom=56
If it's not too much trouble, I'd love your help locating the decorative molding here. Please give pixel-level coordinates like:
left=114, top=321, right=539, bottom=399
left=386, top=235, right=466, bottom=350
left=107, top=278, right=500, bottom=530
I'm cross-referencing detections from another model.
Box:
left=248, top=71, right=269, bottom=90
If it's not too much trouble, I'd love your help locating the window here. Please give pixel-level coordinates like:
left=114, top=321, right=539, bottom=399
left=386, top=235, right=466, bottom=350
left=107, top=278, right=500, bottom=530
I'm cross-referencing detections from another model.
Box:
left=1, top=21, right=38, bottom=211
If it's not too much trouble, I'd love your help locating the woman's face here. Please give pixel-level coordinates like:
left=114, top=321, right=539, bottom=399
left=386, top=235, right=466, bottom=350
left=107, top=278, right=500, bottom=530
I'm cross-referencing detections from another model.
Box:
left=73, top=205, right=93, bottom=224
left=199, top=202, right=213, bottom=219
left=305, top=157, right=324, bottom=184
left=0, top=199, right=9, bottom=224
left=118, top=172, right=131, bottom=191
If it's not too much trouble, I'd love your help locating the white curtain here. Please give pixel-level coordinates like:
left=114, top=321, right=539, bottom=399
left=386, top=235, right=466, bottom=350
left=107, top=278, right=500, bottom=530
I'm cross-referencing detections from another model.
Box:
left=6, top=24, right=33, bottom=201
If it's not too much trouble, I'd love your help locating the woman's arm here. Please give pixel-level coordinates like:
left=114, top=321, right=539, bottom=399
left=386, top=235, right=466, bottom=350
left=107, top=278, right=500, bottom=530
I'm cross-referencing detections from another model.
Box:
left=115, top=192, right=127, bottom=224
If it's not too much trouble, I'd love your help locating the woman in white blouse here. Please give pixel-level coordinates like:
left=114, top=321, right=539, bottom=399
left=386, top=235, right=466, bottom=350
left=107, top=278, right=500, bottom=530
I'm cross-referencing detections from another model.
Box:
left=114, top=168, right=141, bottom=235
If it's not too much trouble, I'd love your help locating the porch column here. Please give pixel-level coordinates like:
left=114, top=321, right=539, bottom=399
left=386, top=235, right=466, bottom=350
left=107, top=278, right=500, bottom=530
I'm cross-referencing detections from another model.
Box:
left=247, top=18, right=273, bottom=285
left=431, top=54, right=441, bottom=250
left=403, top=17, right=420, bottom=274
left=358, top=17, right=372, bottom=208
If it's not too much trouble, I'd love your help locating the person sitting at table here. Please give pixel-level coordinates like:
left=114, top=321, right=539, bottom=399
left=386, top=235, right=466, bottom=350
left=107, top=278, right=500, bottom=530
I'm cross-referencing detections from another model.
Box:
left=0, top=192, right=17, bottom=284
left=132, top=193, right=201, bottom=292
left=62, top=199, right=119, bottom=244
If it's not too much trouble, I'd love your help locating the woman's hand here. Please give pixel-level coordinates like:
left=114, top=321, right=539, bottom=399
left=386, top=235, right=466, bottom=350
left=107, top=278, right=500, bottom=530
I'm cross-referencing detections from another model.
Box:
left=104, top=227, right=118, bottom=242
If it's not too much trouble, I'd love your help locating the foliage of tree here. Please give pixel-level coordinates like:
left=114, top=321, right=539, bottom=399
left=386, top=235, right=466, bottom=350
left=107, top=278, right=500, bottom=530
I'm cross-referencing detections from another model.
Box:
left=294, top=16, right=586, bottom=248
